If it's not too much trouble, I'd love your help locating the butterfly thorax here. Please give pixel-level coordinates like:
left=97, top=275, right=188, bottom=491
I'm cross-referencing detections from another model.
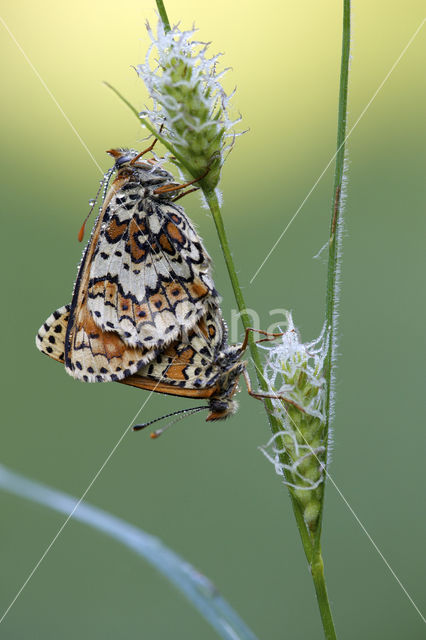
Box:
left=206, top=345, right=246, bottom=421
left=108, top=148, right=178, bottom=200
left=214, top=344, right=243, bottom=369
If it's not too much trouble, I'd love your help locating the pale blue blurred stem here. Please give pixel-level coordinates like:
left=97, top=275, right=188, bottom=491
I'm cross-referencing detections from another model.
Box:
left=0, top=465, right=259, bottom=640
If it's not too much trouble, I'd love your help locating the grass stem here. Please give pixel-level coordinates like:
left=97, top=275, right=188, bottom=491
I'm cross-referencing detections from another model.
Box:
left=315, top=0, right=351, bottom=550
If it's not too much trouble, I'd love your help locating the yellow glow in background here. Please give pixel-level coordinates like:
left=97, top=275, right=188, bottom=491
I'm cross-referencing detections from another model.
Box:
left=1, top=2, right=425, bottom=638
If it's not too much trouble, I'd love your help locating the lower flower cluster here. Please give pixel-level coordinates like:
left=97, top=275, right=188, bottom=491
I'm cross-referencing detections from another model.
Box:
left=259, top=314, right=329, bottom=530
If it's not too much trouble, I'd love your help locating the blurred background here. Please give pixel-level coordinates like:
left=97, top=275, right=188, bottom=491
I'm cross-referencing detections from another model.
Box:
left=1, top=1, right=425, bottom=638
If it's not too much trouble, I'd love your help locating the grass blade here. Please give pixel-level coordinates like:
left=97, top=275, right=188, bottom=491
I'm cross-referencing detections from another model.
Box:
left=0, top=464, right=259, bottom=640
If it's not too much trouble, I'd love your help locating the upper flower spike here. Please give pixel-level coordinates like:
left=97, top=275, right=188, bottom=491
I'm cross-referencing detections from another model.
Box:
left=137, top=20, right=241, bottom=192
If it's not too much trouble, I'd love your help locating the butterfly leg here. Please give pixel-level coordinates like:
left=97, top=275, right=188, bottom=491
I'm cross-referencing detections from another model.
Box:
left=240, top=328, right=287, bottom=352
left=242, top=367, right=306, bottom=413
left=172, top=187, right=200, bottom=202
left=130, top=125, right=165, bottom=164
left=153, top=166, right=210, bottom=195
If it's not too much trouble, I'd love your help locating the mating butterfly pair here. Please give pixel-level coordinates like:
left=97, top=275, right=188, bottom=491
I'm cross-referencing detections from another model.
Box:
left=36, top=146, right=278, bottom=431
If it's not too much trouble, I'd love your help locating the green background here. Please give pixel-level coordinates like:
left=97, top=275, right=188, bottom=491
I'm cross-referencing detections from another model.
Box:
left=1, top=1, right=425, bottom=637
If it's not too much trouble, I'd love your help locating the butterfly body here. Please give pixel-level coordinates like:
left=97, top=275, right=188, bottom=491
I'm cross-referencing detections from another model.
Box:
left=204, top=350, right=246, bottom=421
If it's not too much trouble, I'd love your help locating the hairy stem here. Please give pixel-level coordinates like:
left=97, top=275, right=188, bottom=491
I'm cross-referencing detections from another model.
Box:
left=315, top=0, right=351, bottom=549
left=302, top=2, right=352, bottom=635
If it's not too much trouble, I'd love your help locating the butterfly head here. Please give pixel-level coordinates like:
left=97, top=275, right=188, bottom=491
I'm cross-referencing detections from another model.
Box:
left=205, top=359, right=245, bottom=421
left=205, top=397, right=239, bottom=421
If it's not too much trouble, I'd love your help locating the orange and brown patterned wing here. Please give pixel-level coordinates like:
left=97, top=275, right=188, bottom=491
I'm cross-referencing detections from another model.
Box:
left=36, top=305, right=70, bottom=364
left=65, top=304, right=154, bottom=382
left=37, top=305, right=156, bottom=382
left=121, top=304, right=225, bottom=396
left=86, top=189, right=218, bottom=350
left=88, top=190, right=217, bottom=347
left=62, top=175, right=159, bottom=381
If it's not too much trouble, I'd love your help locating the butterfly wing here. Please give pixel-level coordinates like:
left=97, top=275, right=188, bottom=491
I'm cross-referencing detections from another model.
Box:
left=120, top=305, right=226, bottom=397
left=36, top=305, right=70, bottom=363
left=37, top=305, right=155, bottom=383
left=86, top=182, right=218, bottom=349
left=64, top=175, right=155, bottom=380
left=36, top=303, right=224, bottom=387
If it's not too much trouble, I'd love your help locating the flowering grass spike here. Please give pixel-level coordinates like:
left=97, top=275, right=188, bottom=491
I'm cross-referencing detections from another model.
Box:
left=260, top=314, right=329, bottom=531
left=137, top=20, right=239, bottom=192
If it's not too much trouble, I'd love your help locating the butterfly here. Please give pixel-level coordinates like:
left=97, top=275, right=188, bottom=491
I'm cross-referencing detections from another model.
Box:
left=36, top=145, right=219, bottom=384
left=35, top=142, right=288, bottom=434
left=36, top=299, right=286, bottom=435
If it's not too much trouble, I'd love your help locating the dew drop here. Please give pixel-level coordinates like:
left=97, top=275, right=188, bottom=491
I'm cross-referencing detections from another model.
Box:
left=88, top=198, right=96, bottom=206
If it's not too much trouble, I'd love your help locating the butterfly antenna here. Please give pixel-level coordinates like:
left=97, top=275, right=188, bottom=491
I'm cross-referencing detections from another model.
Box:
left=133, top=406, right=209, bottom=439
left=78, top=167, right=114, bottom=242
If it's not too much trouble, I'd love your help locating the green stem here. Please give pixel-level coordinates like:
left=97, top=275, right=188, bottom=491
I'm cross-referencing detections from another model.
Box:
left=204, top=191, right=252, bottom=336
left=315, top=0, right=351, bottom=549
left=311, top=549, right=338, bottom=640
left=155, top=0, right=171, bottom=32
